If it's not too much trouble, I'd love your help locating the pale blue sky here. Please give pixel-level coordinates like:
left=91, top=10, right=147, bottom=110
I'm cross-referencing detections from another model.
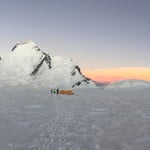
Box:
left=0, top=0, right=150, bottom=70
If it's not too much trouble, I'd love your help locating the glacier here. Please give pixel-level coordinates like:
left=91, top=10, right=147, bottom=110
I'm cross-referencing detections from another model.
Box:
left=0, top=86, right=150, bottom=150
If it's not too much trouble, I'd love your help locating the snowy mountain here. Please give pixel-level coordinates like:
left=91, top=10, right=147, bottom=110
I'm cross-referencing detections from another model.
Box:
left=106, top=79, right=150, bottom=89
left=0, top=41, right=96, bottom=88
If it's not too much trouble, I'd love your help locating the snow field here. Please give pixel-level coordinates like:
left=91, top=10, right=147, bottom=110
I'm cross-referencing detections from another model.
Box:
left=0, top=87, right=150, bottom=150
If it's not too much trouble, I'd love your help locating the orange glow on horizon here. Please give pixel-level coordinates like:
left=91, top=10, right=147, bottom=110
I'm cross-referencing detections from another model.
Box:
left=83, top=67, right=150, bottom=83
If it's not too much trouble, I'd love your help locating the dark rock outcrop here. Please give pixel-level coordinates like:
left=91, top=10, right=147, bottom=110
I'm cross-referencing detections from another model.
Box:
left=71, top=66, right=81, bottom=76
left=72, top=79, right=90, bottom=88
left=11, top=44, right=19, bottom=52
left=31, top=52, right=51, bottom=75
left=71, top=65, right=92, bottom=87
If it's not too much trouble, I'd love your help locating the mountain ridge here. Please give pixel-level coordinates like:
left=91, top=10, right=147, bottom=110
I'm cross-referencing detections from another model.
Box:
left=0, top=41, right=96, bottom=88
left=106, top=79, right=150, bottom=89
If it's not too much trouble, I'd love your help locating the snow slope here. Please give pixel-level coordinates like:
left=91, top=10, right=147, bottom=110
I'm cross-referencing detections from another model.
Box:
left=106, top=79, right=150, bottom=89
left=0, top=87, right=150, bottom=150
left=0, top=41, right=96, bottom=88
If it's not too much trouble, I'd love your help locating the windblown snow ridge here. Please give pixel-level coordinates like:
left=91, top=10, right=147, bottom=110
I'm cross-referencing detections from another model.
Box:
left=106, top=79, right=150, bottom=89
left=0, top=41, right=96, bottom=88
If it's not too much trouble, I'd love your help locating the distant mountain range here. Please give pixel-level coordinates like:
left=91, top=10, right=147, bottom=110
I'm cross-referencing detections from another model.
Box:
left=0, top=41, right=96, bottom=88
left=106, top=79, right=150, bottom=89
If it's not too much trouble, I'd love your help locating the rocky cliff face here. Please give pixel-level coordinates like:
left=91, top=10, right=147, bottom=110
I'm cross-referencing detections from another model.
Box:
left=0, top=41, right=96, bottom=88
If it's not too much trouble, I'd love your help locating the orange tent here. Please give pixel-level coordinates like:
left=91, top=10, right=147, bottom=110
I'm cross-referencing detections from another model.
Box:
left=59, top=90, right=74, bottom=95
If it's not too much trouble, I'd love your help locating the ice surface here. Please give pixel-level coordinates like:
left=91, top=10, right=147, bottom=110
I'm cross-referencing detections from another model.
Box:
left=0, top=87, right=150, bottom=150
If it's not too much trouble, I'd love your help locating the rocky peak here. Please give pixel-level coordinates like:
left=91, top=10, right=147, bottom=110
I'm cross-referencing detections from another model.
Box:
left=9, top=41, right=52, bottom=75
left=11, top=41, right=37, bottom=52
left=31, top=51, right=51, bottom=75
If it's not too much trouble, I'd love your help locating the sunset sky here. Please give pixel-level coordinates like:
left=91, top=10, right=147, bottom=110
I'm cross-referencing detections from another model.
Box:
left=83, top=67, right=150, bottom=83
left=0, top=0, right=150, bottom=82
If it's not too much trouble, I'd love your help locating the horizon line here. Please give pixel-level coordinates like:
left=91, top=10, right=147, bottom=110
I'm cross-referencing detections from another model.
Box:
left=83, top=67, right=150, bottom=83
